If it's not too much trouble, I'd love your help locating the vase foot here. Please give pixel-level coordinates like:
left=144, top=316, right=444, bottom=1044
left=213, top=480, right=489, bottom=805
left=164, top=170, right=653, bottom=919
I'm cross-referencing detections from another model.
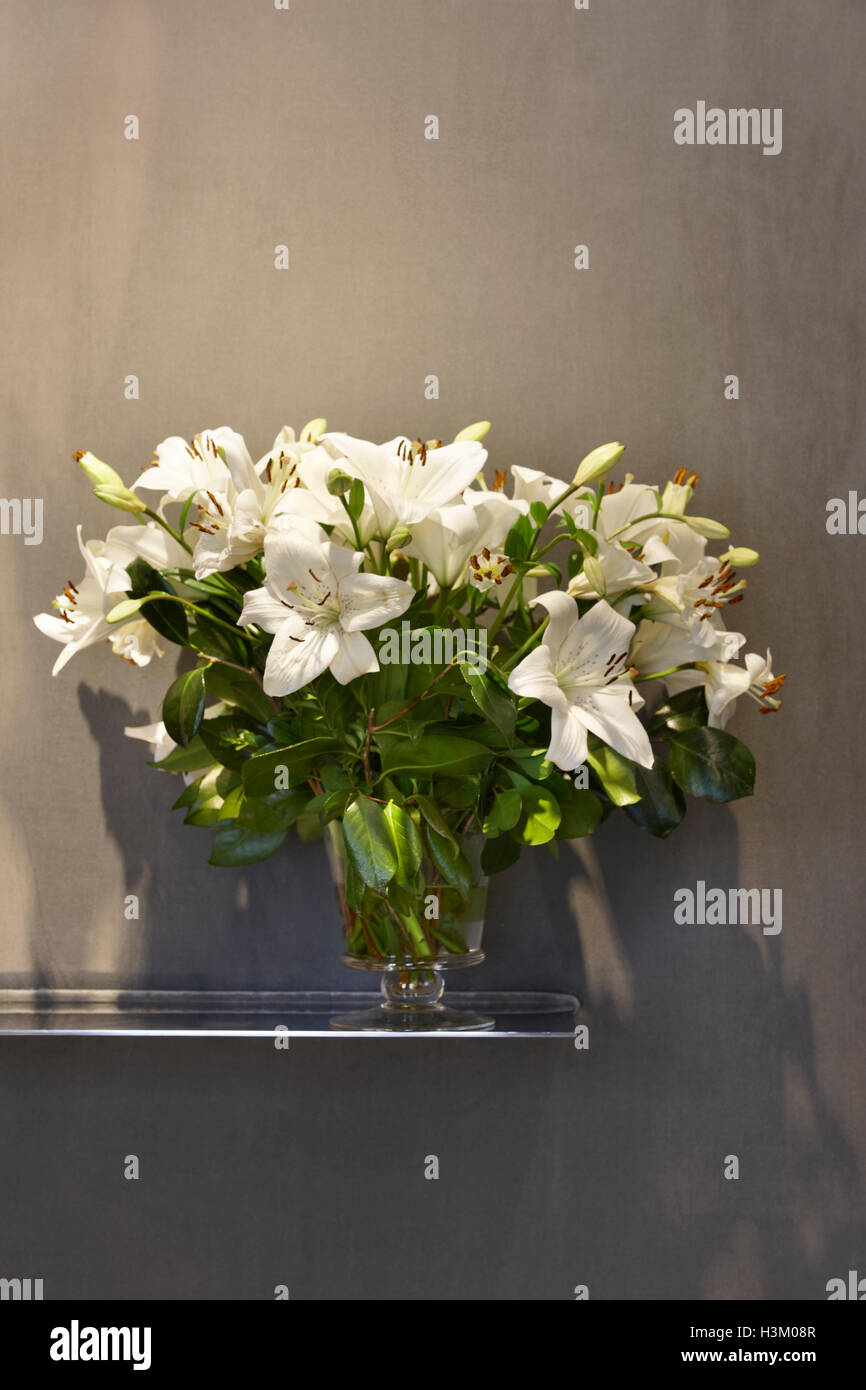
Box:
left=329, top=1002, right=495, bottom=1032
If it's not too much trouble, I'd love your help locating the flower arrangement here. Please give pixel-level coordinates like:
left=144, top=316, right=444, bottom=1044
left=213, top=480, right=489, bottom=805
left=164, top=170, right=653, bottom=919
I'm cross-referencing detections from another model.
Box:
left=35, top=420, right=785, bottom=1024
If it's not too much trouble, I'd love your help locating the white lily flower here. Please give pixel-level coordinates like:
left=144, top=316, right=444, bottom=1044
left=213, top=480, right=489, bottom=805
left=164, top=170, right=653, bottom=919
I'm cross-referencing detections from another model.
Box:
left=567, top=537, right=658, bottom=610
left=134, top=426, right=248, bottom=503
left=190, top=428, right=331, bottom=578
left=573, top=480, right=706, bottom=573
left=293, top=445, right=379, bottom=546
left=510, top=465, right=572, bottom=513
left=124, top=720, right=177, bottom=764
left=630, top=618, right=744, bottom=682
left=238, top=518, right=414, bottom=696
left=665, top=649, right=786, bottom=729
left=640, top=553, right=747, bottom=649
left=407, top=489, right=527, bottom=588
left=508, top=592, right=653, bottom=771
left=33, top=524, right=177, bottom=674
left=322, top=433, right=487, bottom=535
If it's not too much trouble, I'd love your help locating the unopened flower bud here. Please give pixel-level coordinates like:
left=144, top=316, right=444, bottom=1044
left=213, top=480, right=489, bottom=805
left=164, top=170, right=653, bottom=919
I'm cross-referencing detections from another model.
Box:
left=720, top=546, right=759, bottom=566
left=386, top=527, right=412, bottom=554
left=454, top=421, right=491, bottom=443
left=573, top=442, right=626, bottom=487
left=326, top=467, right=354, bottom=496
left=92, top=486, right=147, bottom=513
left=76, top=451, right=145, bottom=512
left=580, top=555, right=607, bottom=596
left=686, top=516, right=730, bottom=539
left=106, top=597, right=144, bottom=624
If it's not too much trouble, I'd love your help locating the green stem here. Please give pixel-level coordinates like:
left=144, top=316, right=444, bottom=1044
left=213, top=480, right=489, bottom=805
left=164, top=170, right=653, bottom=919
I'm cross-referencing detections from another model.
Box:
left=143, top=507, right=193, bottom=554
left=635, top=663, right=698, bottom=682
left=134, top=592, right=244, bottom=638
left=486, top=573, right=524, bottom=641
left=339, top=494, right=365, bottom=553
left=503, top=614, right=549, bottom=671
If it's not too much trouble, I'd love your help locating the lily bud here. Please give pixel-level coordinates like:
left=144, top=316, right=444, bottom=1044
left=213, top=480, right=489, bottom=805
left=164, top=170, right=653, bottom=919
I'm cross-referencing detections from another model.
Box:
left=573, top=442, right=625, bottom=488
left=581, top=554, right=607, bottom=596
left=326, top=467, right=353, bottom=496
left=92, top=485, right=147, bottom=513
left=720, top=546, right=759, bottom=567
left=76, top=451, right=145, bottom=512
left=685, top=516, right=730, bottom=539
left=106, top=597, right=144, bottom=624
left=300, top=417, right=327, bottom=443
left=454, top=421, right=491, bottom=443
left=75, top=450, right=122, bottom=489
left=386, top=527, right=412, bottom=554
left=659, top=481, right=692, bottom=516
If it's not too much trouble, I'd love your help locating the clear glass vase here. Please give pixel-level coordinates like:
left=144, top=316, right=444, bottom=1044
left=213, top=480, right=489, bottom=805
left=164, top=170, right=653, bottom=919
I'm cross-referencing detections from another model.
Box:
left=325, top=821, right=493, bottom=1031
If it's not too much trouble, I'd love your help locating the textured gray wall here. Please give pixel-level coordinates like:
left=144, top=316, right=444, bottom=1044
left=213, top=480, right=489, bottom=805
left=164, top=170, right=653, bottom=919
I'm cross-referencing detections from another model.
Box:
left=1, top=0, right=864, bottom=1298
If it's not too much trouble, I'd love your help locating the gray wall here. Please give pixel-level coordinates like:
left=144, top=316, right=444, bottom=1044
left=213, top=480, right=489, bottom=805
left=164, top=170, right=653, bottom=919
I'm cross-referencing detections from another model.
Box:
left=1, top=0, right=864, bottom=1298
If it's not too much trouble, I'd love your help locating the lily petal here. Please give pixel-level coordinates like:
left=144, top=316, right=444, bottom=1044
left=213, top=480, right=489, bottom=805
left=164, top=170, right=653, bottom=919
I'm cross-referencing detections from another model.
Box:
left=263, top=622, right=340, bottom=697
left=330, top=630, right=379, bottom=684
left=337, top=572, right=414, bottom=632
left=239, top=586, right=296, bottom=635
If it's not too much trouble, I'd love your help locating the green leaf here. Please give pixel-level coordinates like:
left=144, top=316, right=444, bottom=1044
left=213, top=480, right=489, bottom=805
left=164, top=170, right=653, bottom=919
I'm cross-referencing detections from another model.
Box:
left=236, top=792, right=309, bottom=833
left=423, top=826, right=472, bottom=897
left=625, top=763, right=686, bottom=837
left=242, top=738, right=341, bottom=796
left=503, top=513, right=533, bottom=562
left=555, top=789, right=604, bottom=839
left=383, top=802, right=423, bottom=882
left=460, top=665, right=516, bottom=744
left=413, top=793, right=457, bottom=846
left=295, top=813, right=324, bottom=842
left=376, top=732, right=493, bottom=778
left=125, top=557, right=189, bottom=646
left=208, top=824, right=288, bottom=866
left=668, top=727, right=756, bottom=803
left=217, top=785, right=246, bottom=821
left=203, top=665, right=274, bottom=725
left=483, top=787, right=523, bottom=835
left=342, top=795, right=398, bottom=893
left=514, top=786, right=562, bottom=845
left=530, top=501, right=548, bottom=527
left=648, top=687, right=710, bottom=734
left=151, top=734, right=213, bottom=773
left=162, top=667, right=207, bottom=747
left=586, top=742, right=641, bottom=806
left=346, top=477, right=366, bottom=521
left=436, top=777, right=479, bottom=810
left=481, top=835, right=520, bottom=875
left=506, top=746, right=553, bottom=781
left=171, top=777, right=203, bottom=810
left=182, top=767, right=224, bottom=826
left=571, top=527, right=598, bottom=556
left=198, top=714, right=260, bottom=771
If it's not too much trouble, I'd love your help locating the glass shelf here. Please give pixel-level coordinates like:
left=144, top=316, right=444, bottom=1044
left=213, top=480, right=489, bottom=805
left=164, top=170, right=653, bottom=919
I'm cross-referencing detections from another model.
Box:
left=0, top=989, right=580, bottom=1038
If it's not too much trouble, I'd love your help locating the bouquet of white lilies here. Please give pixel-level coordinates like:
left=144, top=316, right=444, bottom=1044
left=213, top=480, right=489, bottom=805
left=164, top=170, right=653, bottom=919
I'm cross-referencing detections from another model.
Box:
left=35, top=419, right=785, bottom=966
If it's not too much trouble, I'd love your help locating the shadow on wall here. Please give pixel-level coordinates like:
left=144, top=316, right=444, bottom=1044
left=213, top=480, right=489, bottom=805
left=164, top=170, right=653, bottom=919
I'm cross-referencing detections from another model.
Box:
left=78, top=684, right=344, bottom=991
left=483, top=802, right=864, bottom=1299
left=75, top=682, right=862, bottom=1298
